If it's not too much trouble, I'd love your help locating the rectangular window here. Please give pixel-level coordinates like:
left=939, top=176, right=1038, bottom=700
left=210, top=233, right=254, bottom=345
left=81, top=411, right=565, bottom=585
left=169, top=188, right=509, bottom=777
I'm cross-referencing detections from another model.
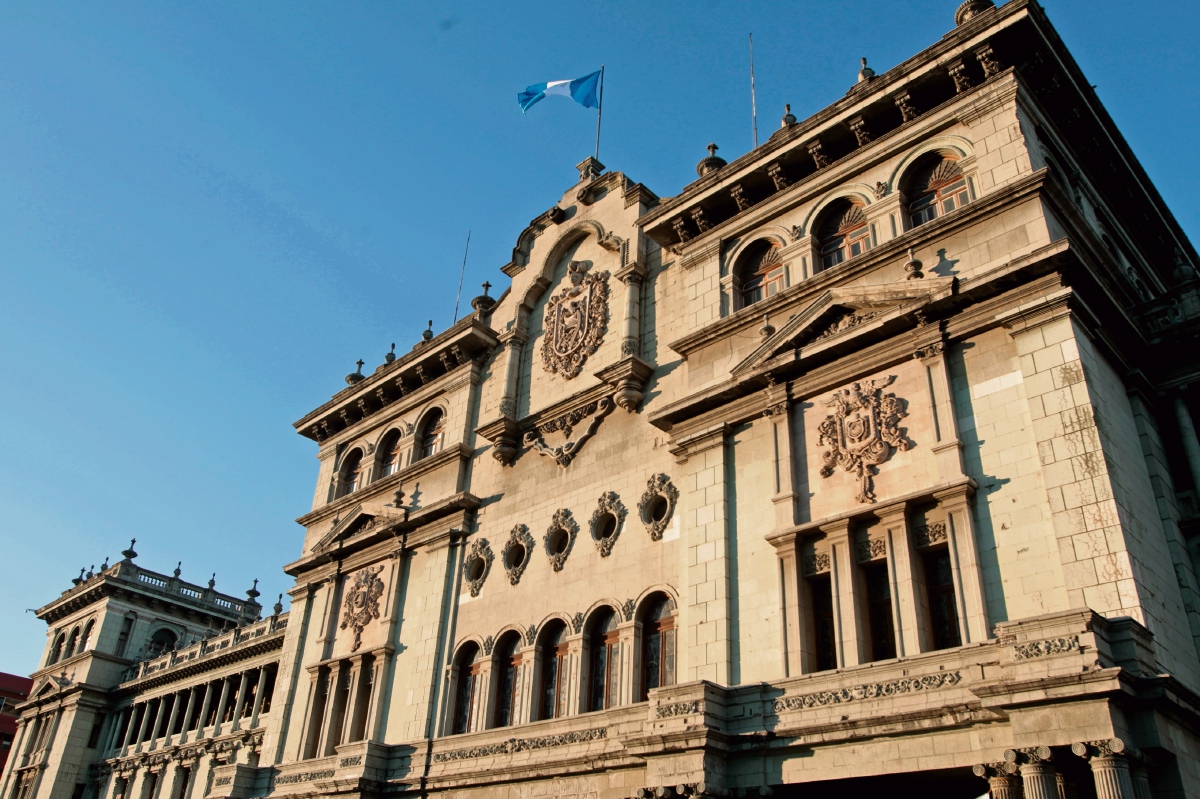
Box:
left=86, top=713, right=106, bottom=749
left=809, top=576, right=837, bottom=672
left=923, top=549, right=962, bottom=650
left=863, top=564, right=896, bottom=661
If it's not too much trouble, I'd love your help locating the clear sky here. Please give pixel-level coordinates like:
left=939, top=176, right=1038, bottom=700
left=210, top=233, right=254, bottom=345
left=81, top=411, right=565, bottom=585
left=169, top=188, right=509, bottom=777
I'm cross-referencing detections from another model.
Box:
left=1, top=0, right=1195, bottom=673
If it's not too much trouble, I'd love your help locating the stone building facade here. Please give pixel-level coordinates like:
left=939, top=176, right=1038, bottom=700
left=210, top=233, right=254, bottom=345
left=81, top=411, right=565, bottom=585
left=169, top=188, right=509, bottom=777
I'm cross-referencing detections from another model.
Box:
left=5, top=1, right=1200, bottom=797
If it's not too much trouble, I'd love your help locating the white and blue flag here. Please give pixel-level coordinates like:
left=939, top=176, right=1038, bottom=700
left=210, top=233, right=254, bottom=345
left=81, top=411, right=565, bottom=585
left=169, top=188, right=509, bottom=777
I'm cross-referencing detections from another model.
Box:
left=518, top=70, right=602, bottom=114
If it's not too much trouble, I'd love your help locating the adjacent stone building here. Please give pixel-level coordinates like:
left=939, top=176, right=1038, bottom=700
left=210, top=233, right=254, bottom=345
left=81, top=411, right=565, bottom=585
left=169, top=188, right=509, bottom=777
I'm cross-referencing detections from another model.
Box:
left=5, top=1, right=1200, bottom=797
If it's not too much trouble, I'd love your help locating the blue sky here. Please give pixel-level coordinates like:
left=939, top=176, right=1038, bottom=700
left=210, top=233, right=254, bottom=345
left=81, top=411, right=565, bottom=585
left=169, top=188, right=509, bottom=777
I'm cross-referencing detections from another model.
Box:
left=0, top=0, right=1195, bottom=673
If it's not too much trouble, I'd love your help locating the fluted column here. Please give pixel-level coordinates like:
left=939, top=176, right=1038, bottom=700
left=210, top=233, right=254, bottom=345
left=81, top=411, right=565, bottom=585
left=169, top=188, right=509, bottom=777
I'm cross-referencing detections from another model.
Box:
left=1073, top=741, right=1137, bottom=799
left=1130, top=763, right=1153, bottom=799
left=177, top=689, right=198, bottom=744
left=194, top=683, right=215, bottom=738
left=975, top=763, right=1024, bottom=799
left=248, top=666, right=268, bottom=729
left=133, top=703, right=152, bottom=749
left=616, top=263, right=646, bottom=359
left=498, top=332, right=526, bottom=419
left=212, top=678, right=233, bottom=734
left=1021, top=762, right=1058, bottom=799
left=230, top=671, right=251, bottom=731
left=163, top=692, right=183, bottom=744
left=1056, top=773, right=1078, bottom=799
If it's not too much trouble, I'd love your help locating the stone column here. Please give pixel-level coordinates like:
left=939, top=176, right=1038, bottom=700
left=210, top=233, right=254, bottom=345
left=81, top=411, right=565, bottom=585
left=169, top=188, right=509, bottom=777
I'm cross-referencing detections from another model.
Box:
left=177, top=689, right=198, bottom=744
left=765, top=391, right=799, bottom=529
left=823, top=519, right=863, bottom=668
left=1021, top=762, right=1058, bottom=799
left=877, top=503, right=918, bottom=658
left=934, top=484, right=988, bottom=643
left=1173, top=393, right=1200, bottom=497
left=974, top=764, right=1023, bottom=799
left=671, top=424, right=732, bottom=684
left=148, top=697, right=169, bottom=748
left=317, top=662, right=348, bottom=756
left=498, top=332, right=526, bottom=420
left=0, top=717, right=29, bottom=797
left=1056, top=773, right=1078, bottom=799
left=615, top=261, right=647, bottom=359
left=770, top=530, right=804, bottom=677
left=133, top=703, right=153, bottom=749
left=229, top=671, right=251, bottom=731
left=212, top=678, right=233, bottom=734
left=916, top=341, right=966, bottom=481
left=1129, top=763, right=1152, bottom=799
left=340, top=657, right=366, bottom=744
left=163, top=692, right=183, bottom=745
left=194, top=683, right=215, bottom=738
left=616, top=617, right=638, bottom=708
left=1072, top=740, right=1137, bottom=799
left=102, top=708, right=126, bottom=754
left=248, top=667, right=269, bottom=729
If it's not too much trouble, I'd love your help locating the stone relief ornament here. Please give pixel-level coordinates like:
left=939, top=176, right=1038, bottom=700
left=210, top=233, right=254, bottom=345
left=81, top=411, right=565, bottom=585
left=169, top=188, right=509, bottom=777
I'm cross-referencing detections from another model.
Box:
left=772, top=671, right=962, bottom=712
left=339, top=565, right=385, bottom=652
left=571, top=612, right=585, bottom=633
left=913, top=522, right=948, bottom=548
left=525, top=397, right=614, bottom=468
left=855, top=537, right=887, bottom=563
left=800, top=310, right=884, bottom=347
left=524, top=625, right=538, bottom=646
left=802, top=552, right=831, bottom=576
left=656, top=700, right=701, bottom=719
left=639, top=474, right=679, bottom=541
left=544, top=508, right=579, bottom=572
left=462, top=538, right=494, bottom=598
left=501, top=525, right=534, bottom=585
left=1012, top=634, right=1080, bottom=661
left=590, top=491, right=627, bottom=557
left=817, top=376, right=913, bottom=503
left=431, top=728, right=607, bottom=763
left=542, top=261, right=610, bottom=379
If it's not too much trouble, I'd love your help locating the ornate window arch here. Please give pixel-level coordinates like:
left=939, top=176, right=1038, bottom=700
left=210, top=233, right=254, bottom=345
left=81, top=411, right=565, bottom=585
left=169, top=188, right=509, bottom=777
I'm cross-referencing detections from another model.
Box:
left=80, top=619, right=95, bottom=654
left=535, top=619, right=570, bottom=720
left=491, top=631, right=524, bottom=728
left=449, top=641, right=483, bottom=735
left=337, top=448, right=364, bottom=498
left=47, top=632, right=66, bottom=665
left=901, top=153, right=973, bottom=229
left=416, top=407, right=446, bottom=461
left=637, top=593, right=677, bottom=700
left=816, top=199, right=872, bottom=270
left=586, top=606, right=621, bottom=712
left=63, top=626, right=81, bottom=660
left=377, top=428, right=404, bottom=477
left=145, top=627, right=178, bottom=658
left=732, top=239, right=786, bottom=310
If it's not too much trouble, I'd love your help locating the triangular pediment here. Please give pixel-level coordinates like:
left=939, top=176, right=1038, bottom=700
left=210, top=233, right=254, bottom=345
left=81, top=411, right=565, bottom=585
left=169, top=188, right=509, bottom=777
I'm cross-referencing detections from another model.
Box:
left=731, top=278, right=954, bottom=378
left=33, top=674, right=70, bottom=698
left=311, top=503, right=406, bottom=553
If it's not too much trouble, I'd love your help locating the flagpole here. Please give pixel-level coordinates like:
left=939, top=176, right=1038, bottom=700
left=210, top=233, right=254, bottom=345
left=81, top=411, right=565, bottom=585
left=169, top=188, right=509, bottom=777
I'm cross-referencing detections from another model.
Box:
left=451, top=230, right=471, bottom=323
left=594, top=65, right=605, bottom=161
left=749, top=34, right=758, bottom=148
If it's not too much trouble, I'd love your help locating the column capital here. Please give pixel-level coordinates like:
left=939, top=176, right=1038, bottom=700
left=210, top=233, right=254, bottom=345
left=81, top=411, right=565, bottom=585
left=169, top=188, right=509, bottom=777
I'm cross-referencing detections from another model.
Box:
left=1071, top=738, right=1130, bottom=760
left=615, top=261, right=648, bottom=285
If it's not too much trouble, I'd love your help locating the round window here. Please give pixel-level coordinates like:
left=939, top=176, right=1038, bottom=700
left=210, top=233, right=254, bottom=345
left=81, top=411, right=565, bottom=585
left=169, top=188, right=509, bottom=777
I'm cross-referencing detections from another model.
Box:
left=647, top=495, right=669, bottom=523
left=465, top=556, right=486, bottom=583
left=547, top=528, right=570, bottom=556
left=594, top=513, right=617, bottom=540
left=504, top=543, right=527, bottom=570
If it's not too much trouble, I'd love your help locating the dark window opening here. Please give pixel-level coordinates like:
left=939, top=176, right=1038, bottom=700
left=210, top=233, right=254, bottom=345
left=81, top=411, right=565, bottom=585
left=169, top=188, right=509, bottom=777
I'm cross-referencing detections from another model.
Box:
left=923, top=549, right=962, bottom=650
left=863, top=563, right=897, bottom=661
left=809, top=576, right=837, bottom=672
left=588, top=609, right=620, bottom=712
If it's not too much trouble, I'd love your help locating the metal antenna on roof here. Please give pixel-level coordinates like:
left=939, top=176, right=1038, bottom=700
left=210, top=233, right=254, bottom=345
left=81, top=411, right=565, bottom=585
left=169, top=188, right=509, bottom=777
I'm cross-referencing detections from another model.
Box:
left=452, top=230, right=472, bottom=323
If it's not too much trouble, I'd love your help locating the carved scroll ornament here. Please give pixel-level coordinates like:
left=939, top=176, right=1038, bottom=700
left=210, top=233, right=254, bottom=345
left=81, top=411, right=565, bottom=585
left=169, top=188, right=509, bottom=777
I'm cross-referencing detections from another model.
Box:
left=463, top=538, right=493, bottom=598
left=639, top=474, right=679, bottom=541
left=542, top=261, right=610, bottom=379
left=817, top=376, right=912, bottom=503
left=340, top=565, right=385, bottom=652
left=525, top=397, right=613, bottom=467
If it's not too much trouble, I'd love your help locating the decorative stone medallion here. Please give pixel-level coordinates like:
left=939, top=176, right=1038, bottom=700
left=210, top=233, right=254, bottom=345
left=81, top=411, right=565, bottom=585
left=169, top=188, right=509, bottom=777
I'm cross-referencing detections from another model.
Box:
left=501, top=525, right=534, bottom=585
left=542, top=261, right=610, bottom=379
left=639, top=474, right=679, bottom=540
left=817, top=376, right=912, bottom=503
left=339, top=565, right=385, bottom=652
left=463, top=538, right=494, bottom=597
left=544, top=509, right=579, bottom=571
left=590, top=491, right=627, bottom=557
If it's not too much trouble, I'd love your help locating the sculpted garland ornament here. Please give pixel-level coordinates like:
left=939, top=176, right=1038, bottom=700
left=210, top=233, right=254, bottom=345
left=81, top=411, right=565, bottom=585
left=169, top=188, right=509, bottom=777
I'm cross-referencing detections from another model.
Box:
left=542, top=261, right=610, bottom=379
left=340, top=565, right=385, bottom=652
left=817, top=376, right=912, bottom=503
left=463, top=538, right=494, bottom=598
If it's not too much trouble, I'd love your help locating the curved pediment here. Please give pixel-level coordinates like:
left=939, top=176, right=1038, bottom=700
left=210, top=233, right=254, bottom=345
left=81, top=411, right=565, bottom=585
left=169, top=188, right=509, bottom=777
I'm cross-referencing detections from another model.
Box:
left=731, top=278, right=954, bottom=378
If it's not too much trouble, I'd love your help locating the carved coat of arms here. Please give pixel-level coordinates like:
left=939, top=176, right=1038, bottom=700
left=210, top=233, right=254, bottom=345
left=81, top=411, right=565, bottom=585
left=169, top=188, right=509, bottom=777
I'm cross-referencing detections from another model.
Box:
left=340, top=565, right=385, bottom=652
left=542, top=261, right=609, bottom=379
left=817, top=376, right=912, bottom=503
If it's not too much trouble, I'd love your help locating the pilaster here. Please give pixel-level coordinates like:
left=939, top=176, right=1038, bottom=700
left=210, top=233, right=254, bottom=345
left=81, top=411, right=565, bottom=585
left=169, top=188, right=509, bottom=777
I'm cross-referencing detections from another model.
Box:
left=877, top=502, right=919, bottom=657
left=822, top=519, right=864, bottom=668
left=934, top=483, right=988, bottom=643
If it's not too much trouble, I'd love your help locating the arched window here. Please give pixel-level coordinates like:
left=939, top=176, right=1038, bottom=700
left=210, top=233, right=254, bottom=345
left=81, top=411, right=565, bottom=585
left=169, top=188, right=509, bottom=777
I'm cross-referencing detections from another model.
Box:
left=492, top=632, right=522, bottom=729
left=338, top=449, right=364, bottom=498
left=736, top=242, right=785, bottom=309
left=418, top=409, right=445, bottom=461
left=48, top=633, right=65, bottom=665
left=80, top=620, right=95, bottom=653
left=379, top=430, right=403, bottom=477
left=537, top=620, right=570, bottom=721
left=818, top=201, right=872, bottom=270
left=639, top=595, right=676, bottom=701
left=906, top=156, right=971, bottom=228
left=64, top=627, right=81, bottom=660
left=450, top=643, right=481, bottom=735
left=146, top=628, right=178, bottom=658
left=587, top=608, right=620, bottom=712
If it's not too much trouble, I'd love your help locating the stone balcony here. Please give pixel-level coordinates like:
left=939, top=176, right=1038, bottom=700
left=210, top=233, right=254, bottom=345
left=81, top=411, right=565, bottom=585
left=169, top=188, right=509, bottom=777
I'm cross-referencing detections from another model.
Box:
left=119, top=614, right=288, bottom=687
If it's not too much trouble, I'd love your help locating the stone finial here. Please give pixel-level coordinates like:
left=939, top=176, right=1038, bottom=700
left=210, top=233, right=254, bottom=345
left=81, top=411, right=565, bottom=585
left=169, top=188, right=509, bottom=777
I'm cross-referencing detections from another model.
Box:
left=246, top=579, right=260, bottom=600
left=345, top=360, right=365, bottom=385
left=121, top=539, right=138, bottom=561
left=781, top=104, right=796, bottom=127
left=208, top=573, right=217, bottom=590
left=101, top=557, right=109, bottom=571
left=421, top=320, right=434, bottom=342
left=905, top=247, right=924, bottom=280
left=471, top=281, right=496, bottom=313
left=86, top=565, right=95, bottom=580
left=1174, top=248, right=1197, bottom=282
left=392, top=483, right=407, bottom=509
left=857, top=57, right=876, bottom=83
left=955, top=0, right=995, bottom=26
left=759, top=314, right=776, bottom=340
left=576, top=157, right=605, bottom=183
left=273, top=594, right=284, bottom=616
left=173, top=562, right=182, bottom=578
left=384, top=343, right=396, bottom=364
left=696, top=143, right=727, bottom=177
left=72, top=568, right=85, bottom=586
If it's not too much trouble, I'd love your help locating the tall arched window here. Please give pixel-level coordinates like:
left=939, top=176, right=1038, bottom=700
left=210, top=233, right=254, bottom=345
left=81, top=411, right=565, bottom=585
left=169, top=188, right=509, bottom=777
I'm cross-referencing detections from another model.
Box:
left=48, top=633, right=65, bottom=665
left=537, top=620, right=569, bottom=721
left=736, top=242, right=785, bottom=309
left=587, top=608, right=620, bottom=712
left=338, top=449, right=364, bottom=498
left=906, top=156, right=971, bottom=228
left=379, top=430, right=403, bottom=477
left=450, top=643, right=481, bottom=735
left=492, top=632, right=522, bottom=728
left=80, top=620, right=95, bottom=653
left=146, top=628, right=177, bottom=658
left=418, top=409, right=445, bottom=461
left=818, top=201, right=872, bottom=270
left=639, top=595, right=676, bottom=701
left=64, top=627, right=81, bottom=660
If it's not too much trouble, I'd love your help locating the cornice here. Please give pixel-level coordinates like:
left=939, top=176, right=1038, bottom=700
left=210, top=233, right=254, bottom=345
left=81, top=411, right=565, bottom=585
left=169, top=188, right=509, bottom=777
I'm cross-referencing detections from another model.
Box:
left=115, top=632, right=285, bottom=695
